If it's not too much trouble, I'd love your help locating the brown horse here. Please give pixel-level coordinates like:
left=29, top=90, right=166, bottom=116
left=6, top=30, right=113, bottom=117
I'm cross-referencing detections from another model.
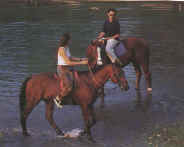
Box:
left=19, top=64, right=129, bottom=141
left=86, top=37, right=152, bottom=107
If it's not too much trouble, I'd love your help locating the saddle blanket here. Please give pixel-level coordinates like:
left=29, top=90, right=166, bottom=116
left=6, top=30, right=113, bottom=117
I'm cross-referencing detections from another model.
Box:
left=114, top=42, right=127, bottom=57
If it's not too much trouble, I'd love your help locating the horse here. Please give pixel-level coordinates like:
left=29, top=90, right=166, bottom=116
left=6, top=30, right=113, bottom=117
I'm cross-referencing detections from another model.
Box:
left=19, top=64, right=129, bottom=141
left=86, top=37, right=152, bottom=107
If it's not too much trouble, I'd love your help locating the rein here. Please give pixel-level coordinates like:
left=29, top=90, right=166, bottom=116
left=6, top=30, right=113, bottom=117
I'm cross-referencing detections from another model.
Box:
left=87, top=42, right=122, bottom=90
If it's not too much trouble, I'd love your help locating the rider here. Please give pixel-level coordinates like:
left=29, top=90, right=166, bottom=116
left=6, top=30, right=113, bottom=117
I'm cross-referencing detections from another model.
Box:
left=55, top=33, right=88, bottom=107
left=97, top=8, right=122, bottom=65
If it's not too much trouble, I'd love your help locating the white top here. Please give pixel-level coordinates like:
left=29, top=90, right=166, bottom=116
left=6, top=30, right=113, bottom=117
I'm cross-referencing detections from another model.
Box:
left=57, top=46, right=71, bottom=65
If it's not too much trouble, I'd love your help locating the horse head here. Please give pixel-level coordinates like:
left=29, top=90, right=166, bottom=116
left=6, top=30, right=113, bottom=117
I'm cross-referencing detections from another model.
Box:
left=86, top=40, right=99, bottom=70
left=86, top=39, right=111, bottom=70
left=90, top=39, right=104, bottom=46
left=110, top=64, right=129, bottom=91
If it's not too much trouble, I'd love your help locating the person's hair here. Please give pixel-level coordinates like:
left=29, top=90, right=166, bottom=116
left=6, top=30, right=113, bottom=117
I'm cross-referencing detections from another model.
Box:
left=107, top=8, right=117, bottom=14
left=59, top=33, right=71, bottom=47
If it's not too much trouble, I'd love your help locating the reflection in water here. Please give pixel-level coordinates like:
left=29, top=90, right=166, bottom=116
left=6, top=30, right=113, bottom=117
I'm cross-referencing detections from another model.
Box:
left=177, top=3, right=184, bottom=12
left=135, top=90, right=152, bottom=113
left=0, top=2, right=184, bottom=147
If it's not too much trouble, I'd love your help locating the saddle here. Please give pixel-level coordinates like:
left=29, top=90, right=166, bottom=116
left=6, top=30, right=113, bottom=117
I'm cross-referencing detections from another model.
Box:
left=54, top=71, right=79, bottom=107
left=100, top=41, right=127, bottom=57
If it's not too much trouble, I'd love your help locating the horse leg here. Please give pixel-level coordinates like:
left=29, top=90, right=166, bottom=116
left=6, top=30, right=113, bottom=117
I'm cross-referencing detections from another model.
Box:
left=81, top=104, right=95, bottom=142
left=45, top=100, right=64, bottom=136
left=141, top=64, right=152, bottom=92
left=132, top=62, right=142, bottom=90
left=99, top=86, right=105, bottom=108
left=21, top=97, right=40, bottom=136
left=88, top=104, right=96, bottom=128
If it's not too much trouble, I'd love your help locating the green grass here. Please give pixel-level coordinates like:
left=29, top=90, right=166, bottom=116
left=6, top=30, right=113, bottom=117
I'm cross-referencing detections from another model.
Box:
left=146, top=122, right=184, bottom=147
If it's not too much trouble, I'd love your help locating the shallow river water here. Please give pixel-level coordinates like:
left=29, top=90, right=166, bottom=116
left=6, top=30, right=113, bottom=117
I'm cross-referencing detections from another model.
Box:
left=0, top=2, right=184, bottom=147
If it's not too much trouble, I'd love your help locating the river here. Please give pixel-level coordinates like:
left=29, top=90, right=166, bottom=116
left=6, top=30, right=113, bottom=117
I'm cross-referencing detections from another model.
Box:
left=0, top=2, right=184, bottom=147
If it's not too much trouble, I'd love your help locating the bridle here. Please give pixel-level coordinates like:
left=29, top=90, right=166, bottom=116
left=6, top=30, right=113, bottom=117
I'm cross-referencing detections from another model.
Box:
left=87, top=41, right=124, bottom=89
left=88, top=62, right=123, bottom=88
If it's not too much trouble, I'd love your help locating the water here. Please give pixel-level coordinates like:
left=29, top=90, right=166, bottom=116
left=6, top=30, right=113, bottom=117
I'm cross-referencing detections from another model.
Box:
left=0, top=2, right=184, bottom=147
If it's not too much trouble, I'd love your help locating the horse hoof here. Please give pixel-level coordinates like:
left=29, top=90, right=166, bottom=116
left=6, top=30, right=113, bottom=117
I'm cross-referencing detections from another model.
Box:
left=56, top=129, right=64, bottom=136
left=79, top=130, right=86, bottom=137
left=23, top=132, right=30, bottom=136
left=88, top=136, right=96, bottom=143
left=100, top=103, right=105, bottom=109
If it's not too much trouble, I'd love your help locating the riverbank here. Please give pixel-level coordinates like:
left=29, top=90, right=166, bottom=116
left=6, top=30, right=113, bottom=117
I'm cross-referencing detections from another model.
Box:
left=1, top=0, right=183, bottom=9
left=146, top=121, right=184, bottom=147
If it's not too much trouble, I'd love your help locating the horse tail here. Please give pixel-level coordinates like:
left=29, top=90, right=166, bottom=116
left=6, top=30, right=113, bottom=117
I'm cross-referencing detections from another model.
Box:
left=19, top=76, right=32, bottom=118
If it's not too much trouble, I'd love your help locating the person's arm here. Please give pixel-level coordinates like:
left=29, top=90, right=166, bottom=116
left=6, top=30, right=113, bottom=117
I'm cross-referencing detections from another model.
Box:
left=66, top=47, right=87, bottom=62
left=105, top=34, right=120, bottom=40
left=97, top=32, right=105, bottom=39
left=59, top=47, right=88, bottom=65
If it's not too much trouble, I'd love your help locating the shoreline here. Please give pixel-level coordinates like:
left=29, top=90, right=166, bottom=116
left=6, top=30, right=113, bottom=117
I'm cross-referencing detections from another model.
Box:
left=0, top=0, right=183, bottom=6
left=1, top=0, right=183, bottom=10
left=1, top=0, right=183, bottom=7
left=0, top=0, right=179, bottom=4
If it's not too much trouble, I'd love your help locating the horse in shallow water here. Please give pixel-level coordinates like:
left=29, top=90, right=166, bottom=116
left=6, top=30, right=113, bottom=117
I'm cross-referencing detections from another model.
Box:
left=86, top=37, right=152, bottom=107
left=19, top=64, right=129, bottom=141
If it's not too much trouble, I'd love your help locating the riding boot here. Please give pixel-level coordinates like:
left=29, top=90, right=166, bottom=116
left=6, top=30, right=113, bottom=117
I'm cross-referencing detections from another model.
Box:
left=55, top=65, right=74, bottom=108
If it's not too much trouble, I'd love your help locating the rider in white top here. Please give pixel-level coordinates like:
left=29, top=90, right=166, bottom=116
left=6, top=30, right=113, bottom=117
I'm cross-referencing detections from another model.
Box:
left=55, top=33, right=88, bottom=108
left=58, top=46, right=71, bottom=65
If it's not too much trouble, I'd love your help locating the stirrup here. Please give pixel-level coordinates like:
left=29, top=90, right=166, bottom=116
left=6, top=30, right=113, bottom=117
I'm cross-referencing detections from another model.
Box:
left=54, top=96, right=63, bottom=109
